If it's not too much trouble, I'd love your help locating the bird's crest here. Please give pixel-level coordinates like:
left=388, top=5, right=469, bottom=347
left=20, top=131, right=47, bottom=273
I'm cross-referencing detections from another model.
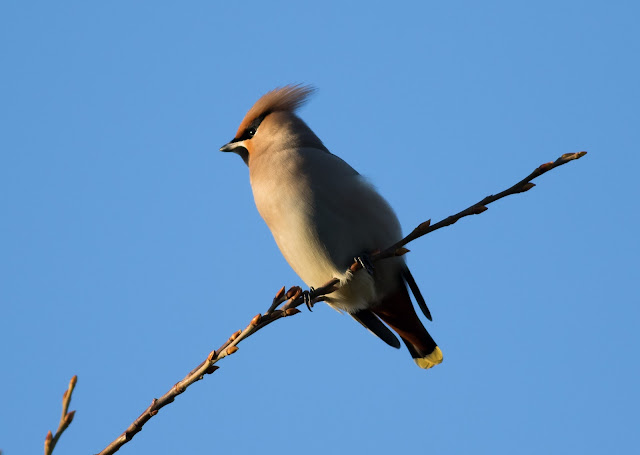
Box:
left=235, top=84, right=315, bottom=138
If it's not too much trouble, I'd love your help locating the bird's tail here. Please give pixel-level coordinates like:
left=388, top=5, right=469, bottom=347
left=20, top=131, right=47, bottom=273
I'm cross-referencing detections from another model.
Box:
left=372, top=284, right=443, bottom=369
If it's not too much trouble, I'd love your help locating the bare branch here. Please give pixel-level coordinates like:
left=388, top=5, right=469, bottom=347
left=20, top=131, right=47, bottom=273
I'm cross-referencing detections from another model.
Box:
left=96, top=305, right=299, bottom=455
left=96, top=151, right=586, bottom=454
left=382, top=151, right=587, bottom=255
left=283, top=151, right=588, bottom=308
left=44, top=375, right=77, bottom=455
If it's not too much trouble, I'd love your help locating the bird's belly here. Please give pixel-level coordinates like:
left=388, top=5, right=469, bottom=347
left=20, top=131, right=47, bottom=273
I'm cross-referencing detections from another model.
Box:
left=271, top=214, right=378, bottom=313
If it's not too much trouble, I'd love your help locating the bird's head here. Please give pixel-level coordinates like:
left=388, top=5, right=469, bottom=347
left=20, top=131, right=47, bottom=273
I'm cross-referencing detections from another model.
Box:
left=220, top=84, right=325, bottom=165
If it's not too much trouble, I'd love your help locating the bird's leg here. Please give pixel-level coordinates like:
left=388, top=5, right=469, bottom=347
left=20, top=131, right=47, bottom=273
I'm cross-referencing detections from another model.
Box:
left=303, top=287, right=316, bottom=312
left=354, top=253, right=375, bottom=276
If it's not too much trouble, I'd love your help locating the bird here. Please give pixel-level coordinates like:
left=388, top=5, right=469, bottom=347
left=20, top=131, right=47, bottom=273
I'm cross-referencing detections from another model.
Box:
left=220, top=84, right=443, bottom=369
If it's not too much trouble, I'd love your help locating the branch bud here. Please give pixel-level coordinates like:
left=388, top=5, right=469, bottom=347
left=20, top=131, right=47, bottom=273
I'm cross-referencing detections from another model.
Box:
left=207, top=350, right=217, bottom=361
left=473, top=205, right=488, bottom=214
left=560, top=151, right=587, bottom=161
left=285, top=308, right=301, bottom=316
left=69, top=375, right=77, bottom=389
left=292, top=288, right=302, bottom=300
left=517, top=182, right=536, bottom=193
left=417, top=219, right=431, bottom=231
left=45, top=431, right=53, bottom=455
left=65, top=410, right=76, bottom=424
left=286, top=286, right=301, bottom=299
left=205, top=365, right=219, bottom=374
left=394, top=247, right=410, bottom=256
left=250, top=314, right=262, bottom=326
left=226, top=346, right=239, bottom=355
left=275, top=286, right=286, bottom=300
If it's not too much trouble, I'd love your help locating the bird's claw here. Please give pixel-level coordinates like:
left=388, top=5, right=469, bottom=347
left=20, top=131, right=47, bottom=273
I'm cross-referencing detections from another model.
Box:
left=355, top=253, right=375, bottom=276
left=303, top=287, right=316, bottom=312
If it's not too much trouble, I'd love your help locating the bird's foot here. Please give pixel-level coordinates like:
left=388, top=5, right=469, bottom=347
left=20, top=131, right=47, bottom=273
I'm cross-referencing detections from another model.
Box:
left=303, top=287, right=316, bottom=312
left=355, top=253, right=375, bottom=276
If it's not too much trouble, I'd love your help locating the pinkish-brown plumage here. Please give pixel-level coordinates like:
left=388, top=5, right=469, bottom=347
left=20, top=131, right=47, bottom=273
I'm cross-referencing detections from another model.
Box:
left=234, top=84, right=315, bottom=139
left=220, top=84, right=443, bottom=369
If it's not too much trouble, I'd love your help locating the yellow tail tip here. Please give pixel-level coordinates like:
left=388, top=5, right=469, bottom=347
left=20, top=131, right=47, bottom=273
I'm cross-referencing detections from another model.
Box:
left=414, top=346, right=443, bottom=369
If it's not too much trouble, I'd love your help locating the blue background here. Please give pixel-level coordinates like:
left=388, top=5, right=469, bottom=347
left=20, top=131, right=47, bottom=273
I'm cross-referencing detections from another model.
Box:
left=1, top=1, right=638, bottom=454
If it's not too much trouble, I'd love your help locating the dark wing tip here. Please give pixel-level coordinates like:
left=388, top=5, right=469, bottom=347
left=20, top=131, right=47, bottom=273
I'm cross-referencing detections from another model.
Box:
left=402, top=267, right=432, bottom=321
left=351, top=310, right=401, bottom=349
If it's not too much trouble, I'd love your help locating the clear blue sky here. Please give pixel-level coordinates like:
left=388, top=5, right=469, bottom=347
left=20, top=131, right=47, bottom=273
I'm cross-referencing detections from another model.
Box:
left=1, top=1, right=638, bottom=454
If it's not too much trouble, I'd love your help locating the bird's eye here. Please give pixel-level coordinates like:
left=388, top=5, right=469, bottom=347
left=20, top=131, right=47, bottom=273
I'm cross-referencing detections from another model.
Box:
left=247, top=127, right=257, bottom=138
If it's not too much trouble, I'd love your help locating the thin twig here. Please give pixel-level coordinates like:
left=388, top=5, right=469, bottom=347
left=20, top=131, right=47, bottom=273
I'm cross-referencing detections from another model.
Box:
left=96, top=306, right=300, bottom=455
left=44, top=375, right=77, bottom=455
left=283, top=151, right=588, bottom=307
left=96, top=151, right=586, bottom=454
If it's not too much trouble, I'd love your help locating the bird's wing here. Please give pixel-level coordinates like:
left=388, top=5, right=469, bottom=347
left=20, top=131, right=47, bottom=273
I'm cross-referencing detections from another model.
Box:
left=402, top=267, right=432, bottom=321
left=350, top=310, right=401, bottom=349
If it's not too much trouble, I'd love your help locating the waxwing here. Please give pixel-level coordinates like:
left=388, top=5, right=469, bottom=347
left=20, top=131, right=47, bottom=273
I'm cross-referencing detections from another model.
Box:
left=220, top=85, right=443, bottom=369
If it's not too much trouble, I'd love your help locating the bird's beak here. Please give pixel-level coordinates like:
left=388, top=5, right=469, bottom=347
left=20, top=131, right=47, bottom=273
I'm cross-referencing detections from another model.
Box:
left=220, top=141, right=239, bottom=153
left=220, top=140, right=250, bottom=165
